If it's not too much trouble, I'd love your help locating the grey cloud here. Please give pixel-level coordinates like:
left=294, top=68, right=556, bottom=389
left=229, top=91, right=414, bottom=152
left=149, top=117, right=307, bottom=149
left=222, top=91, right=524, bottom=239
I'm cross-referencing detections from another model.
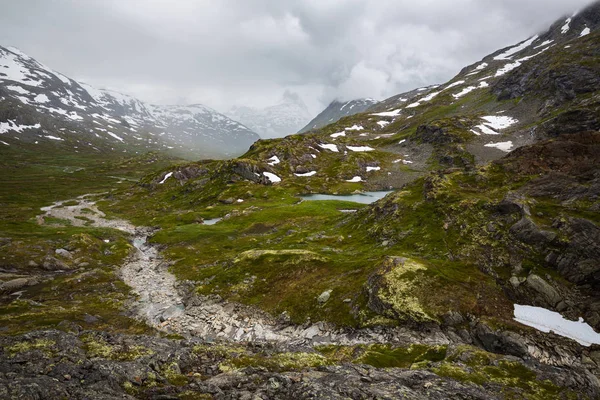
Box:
left=0, top=0, right=594, bottom=115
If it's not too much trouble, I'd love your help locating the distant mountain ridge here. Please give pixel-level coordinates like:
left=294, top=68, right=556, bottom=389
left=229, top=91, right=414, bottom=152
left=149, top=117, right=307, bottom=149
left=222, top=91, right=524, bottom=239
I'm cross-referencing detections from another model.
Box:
left=298, top=98, right=379, bottom=133
left=0, top=46, right=260, bottom=158
left=227, top=91, right=312, bottom=139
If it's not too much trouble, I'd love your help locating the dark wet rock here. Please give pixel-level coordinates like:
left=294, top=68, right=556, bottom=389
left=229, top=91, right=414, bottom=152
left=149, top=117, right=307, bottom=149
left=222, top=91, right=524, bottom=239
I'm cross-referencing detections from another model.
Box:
left=42, top=256, right=73, bottom=271
left=231, top=161, right=269, bottom=185
left=524, top=274, right=562, bottom=307
left=472, top=323, right=528, bottom=358
left=509, top=217, right=556, bottom=246
left=496, top=131, right=600, bottom=176
left=545, top=218, right=600, bottom=287
left=541, top=108, right=600, bottom=138
left=55, top=248, right=73, bottom=259
left=0, top=278, right=34, bottom=292
left=442, top=311, right=465, bottom=327
left=83, top=314, right=100, bottom=324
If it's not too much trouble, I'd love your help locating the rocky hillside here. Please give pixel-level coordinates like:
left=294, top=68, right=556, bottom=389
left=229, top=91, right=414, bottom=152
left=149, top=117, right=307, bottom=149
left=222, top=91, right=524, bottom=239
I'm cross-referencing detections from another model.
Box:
left=0, top=46, right=260, bottom=158
left=298, top=98, right=379, bottom=133
left=227, top=91, right=312, bottom=139
left=298, top=99, right=378, bottom=133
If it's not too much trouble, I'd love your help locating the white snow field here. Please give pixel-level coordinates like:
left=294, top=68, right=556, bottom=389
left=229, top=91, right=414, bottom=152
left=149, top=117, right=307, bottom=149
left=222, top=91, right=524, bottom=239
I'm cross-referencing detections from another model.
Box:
left=514, top=304, right=600, bottom=347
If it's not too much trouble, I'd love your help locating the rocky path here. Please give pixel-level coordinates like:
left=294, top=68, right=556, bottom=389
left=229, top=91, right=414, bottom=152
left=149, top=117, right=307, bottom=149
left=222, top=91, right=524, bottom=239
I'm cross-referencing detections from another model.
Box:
left=40, top=195, right=452, bottom=346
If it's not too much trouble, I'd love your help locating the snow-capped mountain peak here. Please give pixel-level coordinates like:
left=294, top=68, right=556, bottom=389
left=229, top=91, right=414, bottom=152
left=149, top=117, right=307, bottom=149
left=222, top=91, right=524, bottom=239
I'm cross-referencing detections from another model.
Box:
left=0, top=45, right=259, bottom=158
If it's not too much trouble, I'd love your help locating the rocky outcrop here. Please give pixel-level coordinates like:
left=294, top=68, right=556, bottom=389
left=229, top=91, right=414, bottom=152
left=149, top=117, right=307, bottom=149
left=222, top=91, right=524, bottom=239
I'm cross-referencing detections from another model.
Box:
left=545, top=218, right=600, bottom=287
left=1, top=329, right=598, bottom=400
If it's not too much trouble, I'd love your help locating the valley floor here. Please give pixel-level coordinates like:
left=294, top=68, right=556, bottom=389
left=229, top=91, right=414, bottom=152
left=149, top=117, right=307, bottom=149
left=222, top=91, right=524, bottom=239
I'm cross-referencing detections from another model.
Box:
left=1, top=149, right=599, bottom=399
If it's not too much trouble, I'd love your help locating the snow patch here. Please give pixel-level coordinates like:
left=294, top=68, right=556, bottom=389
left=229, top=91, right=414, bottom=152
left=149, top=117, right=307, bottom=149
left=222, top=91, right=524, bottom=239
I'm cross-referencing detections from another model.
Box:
left=159, top=172, right=173, bottom=184
left=330, top=131, right=346, bottom=138
left=5, top=85, right=30, bottom=95
left=345, top=176, right=363, bottom=183
left=473, top=115, right=517, bottom=135
left=294, top=171, right=317, bottom=177
left=481, top=115, right=518, bottom=130
left=366, top=166, right=381, bottom=172
left=345, top=125, right=364, bottom=131
left=34, top=94, right=50, bottom=103
left=106, top=132, right=124, bottom=142
left=377, top=121, right=390, bottom=128
left=267, top=155, right=280, bottom=166
left=514, top=304, right=600, bottom=347
left=580, top=27, right=591, bottom=37
left=44, top=135, right=64, bottom=141
left=444, top=80, right=465, bottom=90
left=561, top=18, right=572, bottom=34
left=318, top=143, right=339, bottom=152
left=263, top=172, right=281, bottom=183
left=0, top=120, right=41, bottom=134
left=534, top=40, right=554, bottom=49
left=495, top=61, right=522, bottom=77
left=371, top=109, right=401, bottom=117
left=484, top=141, right=513, bottom=152
left=347, top=146, right=374, bottom=152
left=493, top=35, right=538, bottom=60
left=453, top=86, right=476, bottom=99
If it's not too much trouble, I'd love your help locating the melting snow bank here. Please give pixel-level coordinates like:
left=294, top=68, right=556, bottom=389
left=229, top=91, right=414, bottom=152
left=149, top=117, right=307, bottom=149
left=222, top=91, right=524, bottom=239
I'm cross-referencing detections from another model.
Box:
left=345, top=125, right=364, bottom=131
left=267, top=155, right=280, bottom=166
left=158, top=172, right=173, bottom=184
left=347, top=146, right=374, bottom=152
left=514, top=304, right=600, bottom=347
left=346, top=176, right=363, bottom=182
left=371, top=109, right=401, bottom=117
left=294, top=171, right=317, bottom=177
left=472, top=115, right=518, bottom=135
left=484, top=141, right=514, bottom=152
left=0, top=120, right=41, bottom=134
left=263, top=172, right=281, bottom=183
left=319, top=143, right=339, bottom=152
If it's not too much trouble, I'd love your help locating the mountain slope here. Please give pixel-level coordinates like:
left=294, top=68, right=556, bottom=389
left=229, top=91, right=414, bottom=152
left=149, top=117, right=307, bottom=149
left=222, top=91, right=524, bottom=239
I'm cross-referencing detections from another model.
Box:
left=4, top=3, right=600, bottom=399
left=227, top=91, right=311, bottom=139
left=0, top=46, right=260, bottom=158
left=298, top=98, right=379, bottom=133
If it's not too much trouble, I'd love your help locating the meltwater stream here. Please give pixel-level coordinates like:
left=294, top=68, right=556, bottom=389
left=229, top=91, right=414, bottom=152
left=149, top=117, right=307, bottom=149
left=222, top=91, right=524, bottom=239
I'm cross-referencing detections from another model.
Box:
left=39, top=193, right=451, bottom=345
left=41, top=196, right=186, bottom=327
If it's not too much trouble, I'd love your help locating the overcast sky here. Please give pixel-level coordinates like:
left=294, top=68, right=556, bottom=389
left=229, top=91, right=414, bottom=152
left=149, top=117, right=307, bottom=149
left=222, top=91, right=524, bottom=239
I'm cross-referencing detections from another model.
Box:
left=0, top=0, right=594, bottom=115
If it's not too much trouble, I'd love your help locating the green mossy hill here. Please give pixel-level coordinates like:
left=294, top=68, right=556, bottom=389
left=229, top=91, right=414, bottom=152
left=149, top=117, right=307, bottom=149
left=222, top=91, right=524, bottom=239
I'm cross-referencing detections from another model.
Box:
left=354, top=131, right=600, bottom=328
